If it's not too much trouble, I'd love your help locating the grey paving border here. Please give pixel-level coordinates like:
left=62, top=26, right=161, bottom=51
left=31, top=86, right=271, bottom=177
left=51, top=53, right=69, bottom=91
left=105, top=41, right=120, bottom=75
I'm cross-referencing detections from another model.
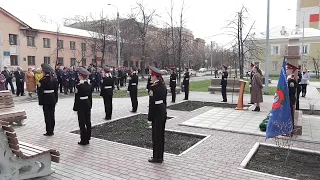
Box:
left=238, top=142, right=320, bottom=180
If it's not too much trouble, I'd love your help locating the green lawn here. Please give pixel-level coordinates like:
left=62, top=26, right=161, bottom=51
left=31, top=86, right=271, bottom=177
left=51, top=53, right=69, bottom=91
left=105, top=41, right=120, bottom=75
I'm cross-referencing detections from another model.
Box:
left=93, top=88, right=149, bottom=98
left=190, top=80, right=276, bottom=95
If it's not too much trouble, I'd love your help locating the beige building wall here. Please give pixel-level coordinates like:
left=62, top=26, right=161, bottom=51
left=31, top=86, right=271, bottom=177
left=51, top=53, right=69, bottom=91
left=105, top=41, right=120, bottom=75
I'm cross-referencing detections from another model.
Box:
left=0, top=9, right=118, bottom=71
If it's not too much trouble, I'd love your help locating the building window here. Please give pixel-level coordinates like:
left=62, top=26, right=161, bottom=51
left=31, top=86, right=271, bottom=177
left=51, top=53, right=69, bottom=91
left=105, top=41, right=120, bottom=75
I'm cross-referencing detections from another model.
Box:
left=9, top=34, right=17, bottom=45
left=58, top=40, right=64, bottom=49
left=44, top=57, right=50, bottom=64
left=70, top=41, right=76, bottom=50
left=43, top=38, right=51, bottom=48
left=57, top=57, right=64, bottom=65
left=27, top=36, right=35, bottom=47
left=271, top=45, right=280, bottom=55
left=27, top=56, right=36, bottom=65
left=10, top=55, right=18, bottom=66
left=70, top=58, right=76, bottom=66
left=81, top=43, right=86, bottom=51
left=302, top=61, right=307, bottom=69
left=272, top=61, right=278, bottom=71
left=302, top=45, right=309, bottom=55
left=82, top=58, right=86, bottom=66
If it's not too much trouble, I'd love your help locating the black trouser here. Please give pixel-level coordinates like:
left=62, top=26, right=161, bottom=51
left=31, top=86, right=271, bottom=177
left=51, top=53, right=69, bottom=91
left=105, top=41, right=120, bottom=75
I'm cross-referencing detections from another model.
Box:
left=16, top=81, right=24, bottom=96
left=77, top=110, right=91, bottom=143
left=296, top=86, right=301, bottom=110
left=103, top=95, right=113, bottom=119
left=43, top=105, right=56, bottom=134
left=120, top=77, right=124, bottom=87
left=58, top=79, right=63, bottom=93
left=115, top=78, right=120, bottom=90
left=124, top=76, right=127, bottom=86
left=222, top=85, right=227, bottom=101
left=64, top=86, right=69, bottom=94
left=69, top=86, right=75, bottom=93
left=301, top=84, right=307, bottom=97
left=184, top=84, right=189, bottom=100
left=130, top=90, right=138, bottom=112
left=5, top=80, right=15, bottom=94
left=152, top=118, right=165, bottom=160
left=171, top=86, right=176, bottom=102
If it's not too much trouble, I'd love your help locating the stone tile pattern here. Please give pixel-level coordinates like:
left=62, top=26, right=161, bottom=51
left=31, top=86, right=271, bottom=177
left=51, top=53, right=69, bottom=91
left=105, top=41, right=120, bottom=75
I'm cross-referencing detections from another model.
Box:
left=9, top=91, right=320, bottom=180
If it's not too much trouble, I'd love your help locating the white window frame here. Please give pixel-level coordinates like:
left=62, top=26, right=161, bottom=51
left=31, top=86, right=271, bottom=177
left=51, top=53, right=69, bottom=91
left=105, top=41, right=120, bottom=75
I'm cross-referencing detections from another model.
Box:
left=271, top=45, right=280, bottom=56
left=301, top=44, right=310, bottom=55
left=272, top=61, right=278, bottom=71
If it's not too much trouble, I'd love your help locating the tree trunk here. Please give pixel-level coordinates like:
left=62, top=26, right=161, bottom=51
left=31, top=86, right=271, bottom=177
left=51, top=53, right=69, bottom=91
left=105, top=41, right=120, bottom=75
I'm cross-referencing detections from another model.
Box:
left=141, top=37, right=146, bottom=79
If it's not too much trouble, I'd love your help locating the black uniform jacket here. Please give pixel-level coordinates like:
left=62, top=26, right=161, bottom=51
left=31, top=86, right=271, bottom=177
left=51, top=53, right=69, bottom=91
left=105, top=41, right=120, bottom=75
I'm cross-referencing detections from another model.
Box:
left=100, top=76, right=115, bottom=97
left=73, top=81, right=93, bottom=111
left=288, top=77, right=297, bottom=106
left=128, top=74, right=138, bottom=92
left=148, top=81, right=167, bottom=122
left=170, top=73, right=177, bottom=87
left=146, top=76, right=152, bottom=90
left=62, top=72, right=70, bottom=87
left=38, top=76, right=59, bottom=106
left=183, top=72, right=190, bottom=86
left=220, top=71, right=228, bottom=86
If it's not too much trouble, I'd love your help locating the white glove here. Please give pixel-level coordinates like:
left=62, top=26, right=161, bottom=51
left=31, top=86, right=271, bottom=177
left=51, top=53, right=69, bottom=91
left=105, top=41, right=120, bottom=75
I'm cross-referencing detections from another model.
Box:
left=146, top=89, right=148, bottom=92
left=127, top=91, right=130, bottom=95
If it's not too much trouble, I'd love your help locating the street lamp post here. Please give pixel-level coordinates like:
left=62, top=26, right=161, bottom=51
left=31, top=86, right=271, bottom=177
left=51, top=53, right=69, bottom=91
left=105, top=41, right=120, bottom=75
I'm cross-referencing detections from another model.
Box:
left=108, top=4, right=121, bottom=68
left=265, top=0, right=270, bottom=94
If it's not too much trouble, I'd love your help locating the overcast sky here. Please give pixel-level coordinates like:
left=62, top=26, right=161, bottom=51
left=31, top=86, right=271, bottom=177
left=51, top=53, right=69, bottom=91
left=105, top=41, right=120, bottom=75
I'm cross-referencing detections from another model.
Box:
left=1, top=0, right=297, bottom=45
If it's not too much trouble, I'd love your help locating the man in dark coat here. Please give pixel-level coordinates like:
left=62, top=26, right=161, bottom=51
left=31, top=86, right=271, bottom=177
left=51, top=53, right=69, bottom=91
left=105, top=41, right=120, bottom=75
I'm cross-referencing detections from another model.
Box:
left=170, top=67, right=177, bottom=103
left=128, top=67, right=139, bottom=112
left=55, top=64, right=63, bottom=93
left=73, top=67, right=93, bottom=145
left=69, top=67, right=76, bottom=93
left=62, top=68, right=70, bottom=94
left=38, top=63, right=59, bottom=136
left=14, top=67, right=25, bottom=96
left=148, top=66, right=167, bottom=163
left=1, top=66, right=15, bottom=94
left=100, top=67, right=115, bottom=120
left=183, top=67, right=190, bottom=100
left=221, top=65, right=228, bottom=102
left=94, top=68, right=102, bottom=92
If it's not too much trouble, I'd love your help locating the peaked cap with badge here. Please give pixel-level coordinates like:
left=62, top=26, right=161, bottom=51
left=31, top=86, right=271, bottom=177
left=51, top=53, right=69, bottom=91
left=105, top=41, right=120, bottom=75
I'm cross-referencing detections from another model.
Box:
left=41, top=63, right=55, bottom=74
left=77, top=67, right=91, bottom=77
left=149, top=66, right=165, bottom=77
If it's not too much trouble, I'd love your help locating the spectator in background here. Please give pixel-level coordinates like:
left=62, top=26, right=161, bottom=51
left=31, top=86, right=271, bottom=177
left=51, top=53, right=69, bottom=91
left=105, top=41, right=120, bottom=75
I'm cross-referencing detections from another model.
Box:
left=0, top=73, right=6, bottom=91
left=25, top=67, right=37, bottom=98
left=1, top=66, right=15, bottom=94
left=35, top=68, right=43, bottom=94
left=251, top=66, right=263, bottom=112
left=14, top=67, right=25, bottom=96
left=300, top=68, right=310, bottom=97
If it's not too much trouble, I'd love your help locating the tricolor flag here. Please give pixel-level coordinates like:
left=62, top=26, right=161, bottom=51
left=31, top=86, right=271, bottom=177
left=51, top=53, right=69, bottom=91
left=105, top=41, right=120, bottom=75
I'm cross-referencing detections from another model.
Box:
left=266, top=57, right=293, bottom=139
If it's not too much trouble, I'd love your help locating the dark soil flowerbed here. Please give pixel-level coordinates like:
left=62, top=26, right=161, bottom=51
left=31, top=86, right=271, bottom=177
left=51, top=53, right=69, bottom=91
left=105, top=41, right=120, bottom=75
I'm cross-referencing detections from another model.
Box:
left=71, top=114, right=205, bottom=155
left=167, top=101, right=250, bottom=111
left=246, top=145, right=320, bottom=180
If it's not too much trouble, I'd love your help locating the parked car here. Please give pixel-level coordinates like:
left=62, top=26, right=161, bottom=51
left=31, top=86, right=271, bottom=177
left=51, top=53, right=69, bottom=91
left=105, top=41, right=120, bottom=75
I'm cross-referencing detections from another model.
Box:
left=199, top=68, right=207, bottom=73
left=189, top=69, right=197, bottom=76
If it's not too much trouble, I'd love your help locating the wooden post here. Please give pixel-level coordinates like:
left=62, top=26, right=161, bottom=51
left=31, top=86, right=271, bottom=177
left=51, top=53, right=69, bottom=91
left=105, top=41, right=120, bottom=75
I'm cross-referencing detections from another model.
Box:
left=235, top=80, right=248, bottom=110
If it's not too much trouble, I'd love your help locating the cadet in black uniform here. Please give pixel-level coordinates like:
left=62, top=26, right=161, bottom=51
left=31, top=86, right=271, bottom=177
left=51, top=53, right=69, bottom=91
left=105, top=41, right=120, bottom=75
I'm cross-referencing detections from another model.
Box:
left=287, top=63, right=298, bottom=123
left=148, top=66, right=167, bottom=163
left=296, top=66, right=302, bottom=110
left=128, top=67, right=138, bottom=112
left=100, top=67, right=115, bottom=120
left=38, top=63, right=59, bottom=136
left=73, top=67, right=93, bottom=145
left=183, top=67, right=190, bottom=100
left=170, top=67, right=177, bottom=103
left=221, top=65, right=228, bottom=102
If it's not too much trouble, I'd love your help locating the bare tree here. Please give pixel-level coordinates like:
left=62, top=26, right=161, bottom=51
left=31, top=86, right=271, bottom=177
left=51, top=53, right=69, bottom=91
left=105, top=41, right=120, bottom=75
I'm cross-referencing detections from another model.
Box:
left=223, top=6, right=263, bottom=78
left=130, top=2, right=156, bottom=78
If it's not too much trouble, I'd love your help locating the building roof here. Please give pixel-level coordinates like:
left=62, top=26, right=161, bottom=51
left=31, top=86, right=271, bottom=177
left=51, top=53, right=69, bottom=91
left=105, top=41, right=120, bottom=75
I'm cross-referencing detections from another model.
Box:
left=255, top=26, right=320, bottom=40
left=0, top=7, right=116, bottom=41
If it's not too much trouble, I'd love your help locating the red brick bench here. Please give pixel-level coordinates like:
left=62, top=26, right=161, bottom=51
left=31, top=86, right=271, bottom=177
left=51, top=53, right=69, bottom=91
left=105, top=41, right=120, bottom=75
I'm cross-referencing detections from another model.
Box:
left=0, top=120, right=60, bottom=179
left=0, top=90, right=26, bottom=125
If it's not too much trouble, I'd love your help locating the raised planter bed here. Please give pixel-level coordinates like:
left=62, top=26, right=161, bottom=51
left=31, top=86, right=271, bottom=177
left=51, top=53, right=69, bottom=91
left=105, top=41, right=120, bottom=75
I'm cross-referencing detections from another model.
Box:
left=240, top=142, right=320, bottom=180
left=71, top=114, right=206, bottom=155
left=167, top=101, right=250, bottom=111
left=300, top=109, right=320, bottom=116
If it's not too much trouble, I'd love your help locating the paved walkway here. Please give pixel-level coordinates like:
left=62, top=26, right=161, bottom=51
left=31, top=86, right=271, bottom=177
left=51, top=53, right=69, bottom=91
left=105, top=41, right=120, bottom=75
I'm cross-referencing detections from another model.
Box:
left=4, top=89, right=319, bottom=180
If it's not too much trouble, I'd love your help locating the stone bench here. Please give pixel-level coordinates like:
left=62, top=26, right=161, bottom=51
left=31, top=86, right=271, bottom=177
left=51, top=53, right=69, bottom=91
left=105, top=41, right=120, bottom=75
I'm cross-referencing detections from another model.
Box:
left=164, top=79, right=181, bottom=94
left=0, top=90, right=26, bottom=126
left=208, top=78, right=241, bottom=93
left=0, top=120, right=60, bottom=179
